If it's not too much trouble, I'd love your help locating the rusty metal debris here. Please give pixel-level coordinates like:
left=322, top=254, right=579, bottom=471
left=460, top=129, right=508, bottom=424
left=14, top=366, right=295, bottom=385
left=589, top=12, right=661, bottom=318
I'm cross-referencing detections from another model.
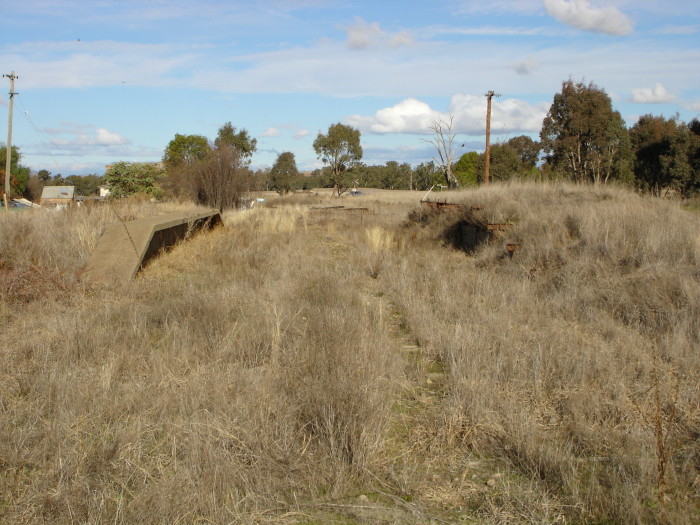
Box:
left=420, top=200, right=463, bottom=211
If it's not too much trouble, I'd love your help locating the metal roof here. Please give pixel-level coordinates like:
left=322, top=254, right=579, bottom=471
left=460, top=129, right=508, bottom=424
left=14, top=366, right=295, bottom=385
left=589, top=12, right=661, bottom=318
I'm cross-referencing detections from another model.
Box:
left=41, top=186, right=75, bottom=199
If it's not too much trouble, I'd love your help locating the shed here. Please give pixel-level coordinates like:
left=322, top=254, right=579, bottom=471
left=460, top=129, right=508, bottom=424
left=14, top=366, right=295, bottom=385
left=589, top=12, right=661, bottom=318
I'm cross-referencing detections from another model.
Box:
left=41, top=186, right=76, bottom=208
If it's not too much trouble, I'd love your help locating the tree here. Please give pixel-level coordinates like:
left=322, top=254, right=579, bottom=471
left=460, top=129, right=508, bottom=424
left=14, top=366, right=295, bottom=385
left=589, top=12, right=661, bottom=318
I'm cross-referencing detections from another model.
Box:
left=378, top=161, right=411, bottom=190
left=475, top=143, right=524, bottom=182
left=661, top=123, right=700, bottom=197
left=507, top=135, right=541, bottom=167
left=413, top=161, right=441, bottom=191
left=214, top=122, right=257, bottom=164
left=64, top=174, right=105, bottom=196
left=105, top=162, right=165, bottom=198
left=0, top=145, right=30, bottom=198
left=423, top=117, right=459, bottom=189
left=37, top=169, right=51, bottom=183
left=313, top=123, right=363, bottom=196
left=269, top=151, right=298, bottom=195
left=629, top=115, right=678, bottom=196
left=453, top=152, right=479, bottom=186
left=186, top=145, right=250, bottom=210
left=540, top=79, right=631, bottom=184
left=630, top=115, right=700, bottom=197
left=163, top=134, right=210, bottom=168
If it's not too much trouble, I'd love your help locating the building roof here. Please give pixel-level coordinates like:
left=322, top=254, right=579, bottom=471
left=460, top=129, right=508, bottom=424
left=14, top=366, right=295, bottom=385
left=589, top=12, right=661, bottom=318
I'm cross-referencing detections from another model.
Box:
left=41, top=186, right=75, bottom=200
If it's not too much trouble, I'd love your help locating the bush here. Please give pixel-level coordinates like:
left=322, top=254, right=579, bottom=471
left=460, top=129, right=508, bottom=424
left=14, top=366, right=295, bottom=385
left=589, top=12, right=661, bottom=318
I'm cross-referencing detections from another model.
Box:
left=165, top=145, right=250, bottom=210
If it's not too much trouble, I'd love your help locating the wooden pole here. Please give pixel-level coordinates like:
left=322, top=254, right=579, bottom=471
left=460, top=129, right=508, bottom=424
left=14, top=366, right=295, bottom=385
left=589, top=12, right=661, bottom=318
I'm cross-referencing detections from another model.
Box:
left=484, top=90, right=500, bottom=186
left=3, top=71, right=18, bottom=209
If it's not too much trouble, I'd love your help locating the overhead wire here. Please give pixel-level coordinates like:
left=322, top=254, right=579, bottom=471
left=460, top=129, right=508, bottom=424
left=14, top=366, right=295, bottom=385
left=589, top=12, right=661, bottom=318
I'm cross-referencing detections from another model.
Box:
left=14, top=93, right=74, bottom=175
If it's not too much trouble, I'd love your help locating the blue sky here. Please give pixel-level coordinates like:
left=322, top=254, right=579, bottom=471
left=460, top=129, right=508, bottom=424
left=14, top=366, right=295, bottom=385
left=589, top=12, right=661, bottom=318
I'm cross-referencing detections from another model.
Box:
left=2, top=0, right=699, bottom=175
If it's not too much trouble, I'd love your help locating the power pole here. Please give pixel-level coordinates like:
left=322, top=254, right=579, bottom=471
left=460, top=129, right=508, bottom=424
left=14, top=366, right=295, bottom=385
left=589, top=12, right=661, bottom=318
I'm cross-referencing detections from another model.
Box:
left=484, top=90, right=500, bottom=186
left=3, top=71, right=18, bottom=210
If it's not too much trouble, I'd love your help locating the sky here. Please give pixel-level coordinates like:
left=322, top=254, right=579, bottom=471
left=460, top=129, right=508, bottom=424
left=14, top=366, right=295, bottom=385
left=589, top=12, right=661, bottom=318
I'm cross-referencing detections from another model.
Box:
left=1, top=0, right=699, bottom=176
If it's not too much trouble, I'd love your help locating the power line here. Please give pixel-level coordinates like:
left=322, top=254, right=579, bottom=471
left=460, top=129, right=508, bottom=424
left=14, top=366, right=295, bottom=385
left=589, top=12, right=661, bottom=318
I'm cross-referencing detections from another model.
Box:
left=15, top=94, right=65, bottom=173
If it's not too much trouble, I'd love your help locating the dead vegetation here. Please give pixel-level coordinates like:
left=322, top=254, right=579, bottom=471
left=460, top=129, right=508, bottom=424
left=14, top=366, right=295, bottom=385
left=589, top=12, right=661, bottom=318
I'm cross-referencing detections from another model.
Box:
left=1, top=183, right=698, bottom=523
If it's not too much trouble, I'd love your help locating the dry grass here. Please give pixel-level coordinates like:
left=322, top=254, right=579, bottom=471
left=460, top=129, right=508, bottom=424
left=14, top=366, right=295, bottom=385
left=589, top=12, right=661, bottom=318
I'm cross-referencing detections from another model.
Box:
left=1, top=184, right=698, bottom=524
left=391, top=182, right=700, bottom=523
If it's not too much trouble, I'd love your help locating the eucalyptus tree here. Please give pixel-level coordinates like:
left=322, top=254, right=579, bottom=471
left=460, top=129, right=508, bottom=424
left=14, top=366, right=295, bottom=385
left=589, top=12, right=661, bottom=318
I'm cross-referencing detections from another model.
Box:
left=313, top=123, right=363, bottom=196
left=540, top=80, right=631, bottom=184
left=269, top=151, right=298, bottom=195
left=215, top=122, right=257, bottom=164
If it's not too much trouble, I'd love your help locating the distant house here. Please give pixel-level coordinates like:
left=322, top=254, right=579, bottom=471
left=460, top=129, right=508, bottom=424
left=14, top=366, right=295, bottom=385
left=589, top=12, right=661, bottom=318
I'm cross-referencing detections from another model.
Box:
left=41, top=186, right=75, bottom=208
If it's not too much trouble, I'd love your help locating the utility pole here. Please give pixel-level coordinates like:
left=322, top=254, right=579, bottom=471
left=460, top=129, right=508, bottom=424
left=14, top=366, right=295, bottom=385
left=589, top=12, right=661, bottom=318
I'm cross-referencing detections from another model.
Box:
left=484, top=90, right=500, bottom=186
left=3, top=71, right=18, bottom=210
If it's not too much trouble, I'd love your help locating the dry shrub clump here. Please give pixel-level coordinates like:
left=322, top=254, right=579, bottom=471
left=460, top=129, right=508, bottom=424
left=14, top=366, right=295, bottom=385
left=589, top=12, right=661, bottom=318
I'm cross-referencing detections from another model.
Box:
left=395, top=182, right=700, bottom=523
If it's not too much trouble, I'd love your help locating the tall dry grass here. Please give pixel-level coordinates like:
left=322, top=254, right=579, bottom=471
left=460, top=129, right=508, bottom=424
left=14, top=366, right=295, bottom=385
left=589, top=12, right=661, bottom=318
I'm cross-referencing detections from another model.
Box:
left=1, top=198, right=400, bottom=523
left=1, top=184, right=698, bottom=523
left=390, top=182, right=700, bottom=523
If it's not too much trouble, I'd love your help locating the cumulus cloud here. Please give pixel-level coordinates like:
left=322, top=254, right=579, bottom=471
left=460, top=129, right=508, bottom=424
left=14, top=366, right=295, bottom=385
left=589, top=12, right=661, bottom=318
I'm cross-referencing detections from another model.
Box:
left=347, top=95, right=548, bottom=135
left=347, top=98, right=443, bottom=134
left=631, top=83, right=676, bottom=103
left=293, top=129, right=310, bottom=139
left=543, top=0, right=633, bottom=36
left=344, top=17, right=413, bottom=50
left=261, top=127, right=281, bottom=137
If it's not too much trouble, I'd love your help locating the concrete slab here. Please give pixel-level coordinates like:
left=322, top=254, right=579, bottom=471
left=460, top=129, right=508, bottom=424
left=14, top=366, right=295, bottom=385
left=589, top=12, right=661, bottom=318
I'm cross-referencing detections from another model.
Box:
left=83, top=209, right=222, bottom=283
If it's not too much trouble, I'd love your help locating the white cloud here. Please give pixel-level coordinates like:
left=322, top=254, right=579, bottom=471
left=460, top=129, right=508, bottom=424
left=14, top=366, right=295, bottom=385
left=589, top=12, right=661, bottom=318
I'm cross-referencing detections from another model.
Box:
left=293, top=129, right=310, bottom=139
left=261, top=127, right=281, bottom=137
left=631, top=83, right=676, bottom=103
left=96, top=127, right=129, bottom=145
left=347, top=95, right=548, bottom=135
left=43, top=123, right=131, bottom=153
left=344, top=17, right=413, bottom=50
left=347, top=98, right=443, bottom=134
left=543, top=0, right=633, bottom=36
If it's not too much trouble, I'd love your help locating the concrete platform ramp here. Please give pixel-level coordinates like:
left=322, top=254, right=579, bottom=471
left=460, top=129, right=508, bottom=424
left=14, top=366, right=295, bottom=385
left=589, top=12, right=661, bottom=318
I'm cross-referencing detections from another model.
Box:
left=84, top=209, right=222, bottom=283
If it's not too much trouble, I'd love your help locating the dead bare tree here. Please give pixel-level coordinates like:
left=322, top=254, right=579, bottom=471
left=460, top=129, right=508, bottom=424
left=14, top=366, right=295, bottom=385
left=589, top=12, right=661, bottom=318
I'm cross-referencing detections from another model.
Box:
left=423, top=116, right=459, bottom=189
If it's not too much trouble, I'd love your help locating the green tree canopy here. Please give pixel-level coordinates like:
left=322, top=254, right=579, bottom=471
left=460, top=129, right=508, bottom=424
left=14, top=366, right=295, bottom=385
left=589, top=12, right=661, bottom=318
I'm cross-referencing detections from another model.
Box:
left=37, top=169, right=52, bottom=183
left=453, top=152, right=479, bottom=186
left=163, top=134, right=211, bottom=168
left=507, top=135, right=541, bottom=167
left=313, top=123, right=362, bottom=196
left=64, top=174, right=105, bottom=196
left=105, top=162, right=165, bottom=198
left=629, top=114, right=679, bottom=196
left=269, top=151, right=298, bottom=195
left=476, top=144, right=524, bottom=182
left=1, top=144, right=30, bottom=197
left=629, top=115, right=700, bottom=197
left=661, top=122, right=700, bottom=197
left=540, top=79, right=631, bottom=184
left=214, top=122, right=257, bottom=163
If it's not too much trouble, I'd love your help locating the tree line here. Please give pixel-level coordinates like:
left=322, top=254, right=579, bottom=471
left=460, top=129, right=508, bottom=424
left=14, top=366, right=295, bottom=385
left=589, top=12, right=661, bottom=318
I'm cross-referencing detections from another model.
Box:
left=3, top=78, right=698, bottom=206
